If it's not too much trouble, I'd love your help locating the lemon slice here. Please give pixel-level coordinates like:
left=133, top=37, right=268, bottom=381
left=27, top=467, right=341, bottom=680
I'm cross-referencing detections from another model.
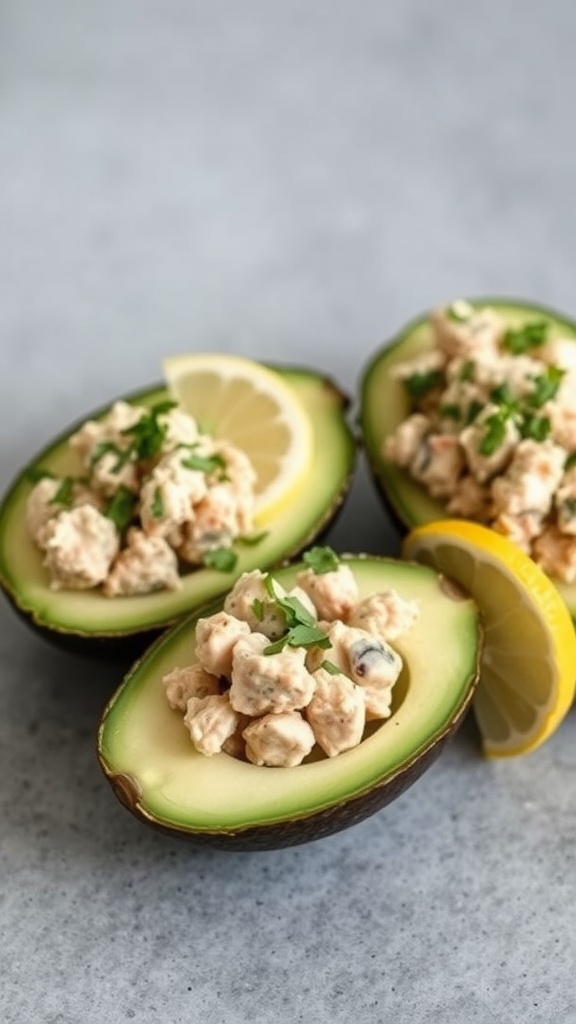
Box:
left=162, top=353, right=313, bottom=521
left=402, top=519, right=576, bottom=757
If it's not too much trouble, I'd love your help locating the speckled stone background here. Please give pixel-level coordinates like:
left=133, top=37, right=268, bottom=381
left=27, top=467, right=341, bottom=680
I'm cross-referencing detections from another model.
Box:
left=2, top=2, right=576, bottom=1022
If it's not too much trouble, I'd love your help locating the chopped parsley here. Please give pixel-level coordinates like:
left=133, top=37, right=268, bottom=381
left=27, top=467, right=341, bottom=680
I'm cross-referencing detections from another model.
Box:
left=151, top=486, right=164, bottom=519
left=440, top=403, right=461, bottom=421
left=104, top=486, right=137, bottom=530
left=502, top=319, right=549, bottom=355
left=302, top=545, right=340, bottom=575
left=403, top=368, right=444, bottom=399
left=180, top=449, right=227, bottom=475
left=321, top=659, right=342, bottom=676
left=121, top=401, right=178, bottom=462
left=202, top=547, right=238, bottom=573
left=527, top=366, right=565, bottom=408
left=465, top=399, right=484, bottom=425
left=458, top=359, right=476, bottom=382
left=251, top=598, right=265, bottom=621
left=48, top=476, right=75, bottom=508
left=520, top=414, right=551, bottom=443
left=479, top=409, right=511, bottom=456
left=262, top=574, right=331, bottom=655
left=89, top=440, right=133, bottom=472
left=26, top=466, right=57, bottom=484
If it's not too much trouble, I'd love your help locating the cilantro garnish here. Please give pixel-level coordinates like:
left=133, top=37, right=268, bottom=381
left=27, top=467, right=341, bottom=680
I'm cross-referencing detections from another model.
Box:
left=302, top=545, right=340, bottom=575
left=459, top=359, right=476, bottom=382
left=527, top=366, right=565, bottom=408
left=202, top=548, right=238, bottom=573
left=479, top=409, right=510, bottom=456
left=180, top=451, right=227, bottom=475
left=262, top=574, right=330, bottom=655
left=403, top=369, right=444, bottom=399
left=26, top=466, right=57, bottom=484
left=520, top=414, right=551, bottom=443
left=502, top=320, right=549, bottom=355
left=321, top=660, right=342, bottom=676
left=121, top=401, right=178, bottom=461
left=48, top=476, right=75, bottom=508
left=151, top=486, right=164, bottom=519
left=440, top=403, right=461, bottom=421
left=252, top=598, right=265, bottom=621
left=104, top=486, right=137, bottom=531
left=90, top=440, right=133, bottom=473
left=465, top=399, right=484, bottom=425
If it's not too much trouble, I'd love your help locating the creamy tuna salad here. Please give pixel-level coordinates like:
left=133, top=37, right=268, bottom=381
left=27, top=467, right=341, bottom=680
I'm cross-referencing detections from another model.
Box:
left=164, top=548, right=420, bottom=767
left=26, top=400, right=259, bottom=596
left=384, top=300, right=576, bottom=582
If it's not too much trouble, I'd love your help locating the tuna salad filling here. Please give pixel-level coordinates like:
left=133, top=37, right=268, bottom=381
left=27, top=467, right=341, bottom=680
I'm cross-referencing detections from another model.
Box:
left=384, top=300, right=576, bottom=583
left=25, top=399, right=259, bottom=596
left=163, top=547, right=420, bottom=767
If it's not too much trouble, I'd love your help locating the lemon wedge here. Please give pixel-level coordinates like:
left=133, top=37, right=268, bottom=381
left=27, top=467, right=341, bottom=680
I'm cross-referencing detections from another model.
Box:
left=162, top=353, right=313, bottom=522
left=402, top=519, right=576, bottom=757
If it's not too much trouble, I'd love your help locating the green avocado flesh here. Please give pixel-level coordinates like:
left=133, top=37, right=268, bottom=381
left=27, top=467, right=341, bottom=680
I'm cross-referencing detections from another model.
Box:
left=359, top=297, right=576, bottom=618
left=98, top=558, right=480, bottom=847
left=0, top=369, right=354, bottom=644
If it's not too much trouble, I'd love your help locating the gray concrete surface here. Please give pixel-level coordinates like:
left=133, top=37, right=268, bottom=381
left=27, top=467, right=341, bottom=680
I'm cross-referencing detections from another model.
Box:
left=2, top=2, right=576, bottom=1021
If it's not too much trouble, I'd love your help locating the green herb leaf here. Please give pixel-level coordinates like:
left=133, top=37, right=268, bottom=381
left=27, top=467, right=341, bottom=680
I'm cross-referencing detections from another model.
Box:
left=479, top=411, right=509, bottom=456
left=403, top=369, right=444, bottom=399
left=302, top=545, right=340, bottom=575
left=520, top=414, right=551, bottom=443
left=321, top=659, right=342, bottom=676
left=89, top=440, right=134, bottom=473
left=264, top=625, right=330, bottom=656
left=48, top=476, right=75, bottom=508
left=104, top=486, right=137, bottom=530
left=202, top=548, right=238, bottom=573
left=458, top=359, right=476, bottom=382
left=565, top=452, right=576, bottom=472
left=465, top=399, right=484, bottom=425
left=26, top=466, right=57, bottom=484
left=527, top=366, right=565, bottom=408
left=180, top=451, right=227, bottom=475
left=490, top=382, right=517, bottom=408
left=151, top=486, right=164, bottom=519
left=502, top=320, right=549, bottom=355
left=440, top=403, right=461, bottom=421
left=252, top=598, right=265, bottom=621
left=121, top=402, right=178, bottom=461
left=262, top=572, right=328, bottom=654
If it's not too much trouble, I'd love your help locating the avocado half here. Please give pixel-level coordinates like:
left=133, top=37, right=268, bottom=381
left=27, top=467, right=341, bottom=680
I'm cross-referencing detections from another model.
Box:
left=97, top=556, right=481, bottom=850
left=0, top=368, right=355, bottom=657
left=359, top=297, right=576, bottom=619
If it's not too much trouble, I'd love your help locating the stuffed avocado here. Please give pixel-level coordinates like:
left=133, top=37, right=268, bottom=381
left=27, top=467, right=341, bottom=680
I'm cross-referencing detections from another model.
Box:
left=0, top=367, right=355, bottom=656
left=360, top=297, right=576, bottom=620
left=97, top=554, right=481, bottom=850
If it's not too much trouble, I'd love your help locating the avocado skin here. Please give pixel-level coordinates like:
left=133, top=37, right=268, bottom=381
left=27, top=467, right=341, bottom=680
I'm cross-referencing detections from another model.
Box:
left=100, top=704, right=468, bottom=851
left=0, top=368, right=356, bottom=658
